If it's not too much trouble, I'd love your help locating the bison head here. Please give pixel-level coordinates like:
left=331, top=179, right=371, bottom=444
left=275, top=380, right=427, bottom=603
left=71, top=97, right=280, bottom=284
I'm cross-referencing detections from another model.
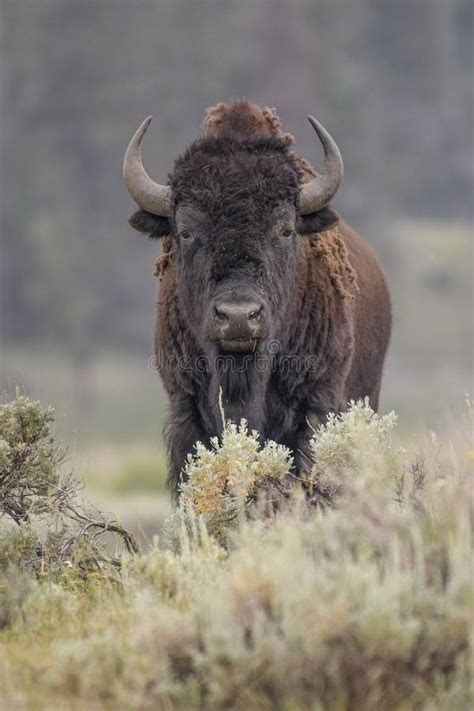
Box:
left=124, top=103, right=343, bottom=361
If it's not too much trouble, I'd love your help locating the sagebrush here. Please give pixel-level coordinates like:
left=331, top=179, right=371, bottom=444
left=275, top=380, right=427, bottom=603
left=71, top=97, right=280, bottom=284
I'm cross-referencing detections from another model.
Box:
left=0, top=394, right=472, bottom=710
left=0, top=392, right=138, bottom=577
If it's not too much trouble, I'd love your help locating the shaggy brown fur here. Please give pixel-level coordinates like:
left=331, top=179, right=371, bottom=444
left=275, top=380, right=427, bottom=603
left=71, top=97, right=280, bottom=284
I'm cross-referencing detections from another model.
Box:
left=129, top=100, right=391, bottom=498
left=204, top=101, right=291, bottom=141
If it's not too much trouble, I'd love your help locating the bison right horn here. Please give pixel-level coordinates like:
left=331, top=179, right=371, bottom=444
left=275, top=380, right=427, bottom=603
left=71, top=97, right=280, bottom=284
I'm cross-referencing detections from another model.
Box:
left=123, top=116, right=172, bottom=217
left=299, top=116, right=344, bottom=215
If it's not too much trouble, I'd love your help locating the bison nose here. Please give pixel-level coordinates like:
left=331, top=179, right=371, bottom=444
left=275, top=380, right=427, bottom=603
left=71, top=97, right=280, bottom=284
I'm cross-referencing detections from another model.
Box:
left=213, top=301, right=265, bottom=341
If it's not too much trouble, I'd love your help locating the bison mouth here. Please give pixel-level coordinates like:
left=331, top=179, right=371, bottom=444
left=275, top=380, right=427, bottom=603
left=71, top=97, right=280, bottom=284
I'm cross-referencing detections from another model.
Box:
left=218, top=338, right=259, bottom=353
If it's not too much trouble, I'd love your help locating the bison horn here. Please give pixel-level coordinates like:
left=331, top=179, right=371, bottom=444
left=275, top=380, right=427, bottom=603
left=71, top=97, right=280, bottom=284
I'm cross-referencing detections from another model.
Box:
left=299, top=116, right=344, bottom=215
left=123, top=116, right=172, bottom=216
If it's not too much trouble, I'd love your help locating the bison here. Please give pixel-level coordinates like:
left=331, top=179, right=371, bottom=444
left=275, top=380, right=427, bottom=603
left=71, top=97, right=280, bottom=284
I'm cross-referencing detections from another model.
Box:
left=123, top=101, right=391, bottom=498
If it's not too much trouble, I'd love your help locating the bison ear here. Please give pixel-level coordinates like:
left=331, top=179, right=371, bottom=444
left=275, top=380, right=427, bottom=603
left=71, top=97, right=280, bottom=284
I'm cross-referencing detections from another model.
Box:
left=129, top=209, right=172, bottom=239
left=297, top=206, right=340, bottom=235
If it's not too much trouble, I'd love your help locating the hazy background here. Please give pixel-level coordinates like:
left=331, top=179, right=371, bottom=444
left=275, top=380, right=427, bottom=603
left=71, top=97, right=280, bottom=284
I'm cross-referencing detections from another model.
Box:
left=1, top=0, right=472, bottom=526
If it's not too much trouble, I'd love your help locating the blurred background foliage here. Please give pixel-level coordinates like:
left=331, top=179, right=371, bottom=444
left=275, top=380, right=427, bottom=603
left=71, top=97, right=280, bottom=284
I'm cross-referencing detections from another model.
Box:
left=0, top=1, right=472, bottom=511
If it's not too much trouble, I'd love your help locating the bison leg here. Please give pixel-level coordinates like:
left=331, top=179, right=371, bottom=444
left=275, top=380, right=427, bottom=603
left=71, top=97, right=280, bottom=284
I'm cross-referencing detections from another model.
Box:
left=165, top=394, right=209, bottom=500
left=292, top=376, right=350, bottom=477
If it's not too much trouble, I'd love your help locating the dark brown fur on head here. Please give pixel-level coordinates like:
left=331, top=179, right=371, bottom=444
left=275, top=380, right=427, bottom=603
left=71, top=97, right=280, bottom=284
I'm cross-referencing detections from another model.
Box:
left=133, top=100, right=355, bottom=298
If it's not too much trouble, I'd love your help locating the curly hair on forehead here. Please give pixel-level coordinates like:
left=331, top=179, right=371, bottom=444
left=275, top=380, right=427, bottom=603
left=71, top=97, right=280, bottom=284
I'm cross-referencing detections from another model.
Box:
left=203, top=100, right=357, bottom=300
left=204, top=100, right=294, bottom=144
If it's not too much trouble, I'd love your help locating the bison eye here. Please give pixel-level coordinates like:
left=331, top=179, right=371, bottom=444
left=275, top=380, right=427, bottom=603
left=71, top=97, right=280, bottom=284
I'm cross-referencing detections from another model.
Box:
left=282, top=227, right=294, bottom=239
left=178, top=230, right=192, bottom=241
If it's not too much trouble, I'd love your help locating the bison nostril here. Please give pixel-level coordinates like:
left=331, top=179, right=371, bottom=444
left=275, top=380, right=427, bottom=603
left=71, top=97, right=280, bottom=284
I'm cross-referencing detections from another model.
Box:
left=248, top=307, right=263, bottom=322
left=214, top=307, right=229, bottom=322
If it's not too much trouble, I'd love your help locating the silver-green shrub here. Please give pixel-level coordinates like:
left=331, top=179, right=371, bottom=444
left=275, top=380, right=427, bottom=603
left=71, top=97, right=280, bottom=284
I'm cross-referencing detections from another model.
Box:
left=0, top=391, right=138, bottom=577
left=0, top=396, right=471, bottom=709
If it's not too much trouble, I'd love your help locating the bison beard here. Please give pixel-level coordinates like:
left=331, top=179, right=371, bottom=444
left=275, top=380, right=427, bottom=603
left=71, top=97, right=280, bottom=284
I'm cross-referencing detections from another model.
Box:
left=125, top=101, right=391, bottom=499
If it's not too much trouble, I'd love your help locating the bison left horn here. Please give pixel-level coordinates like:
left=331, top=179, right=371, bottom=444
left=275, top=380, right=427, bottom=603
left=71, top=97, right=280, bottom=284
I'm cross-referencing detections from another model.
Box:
left=123, top=116, right=172, bottom=216
left=299, top=116, right=344, bottom=215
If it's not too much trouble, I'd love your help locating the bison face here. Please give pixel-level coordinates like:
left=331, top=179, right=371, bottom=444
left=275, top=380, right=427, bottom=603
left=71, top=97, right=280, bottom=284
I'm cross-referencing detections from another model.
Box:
left=125, top=114, right=343, bottom=359
left=173, top=200, right=299, bottom=354
left=168, top=137, right=311, bottom=355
